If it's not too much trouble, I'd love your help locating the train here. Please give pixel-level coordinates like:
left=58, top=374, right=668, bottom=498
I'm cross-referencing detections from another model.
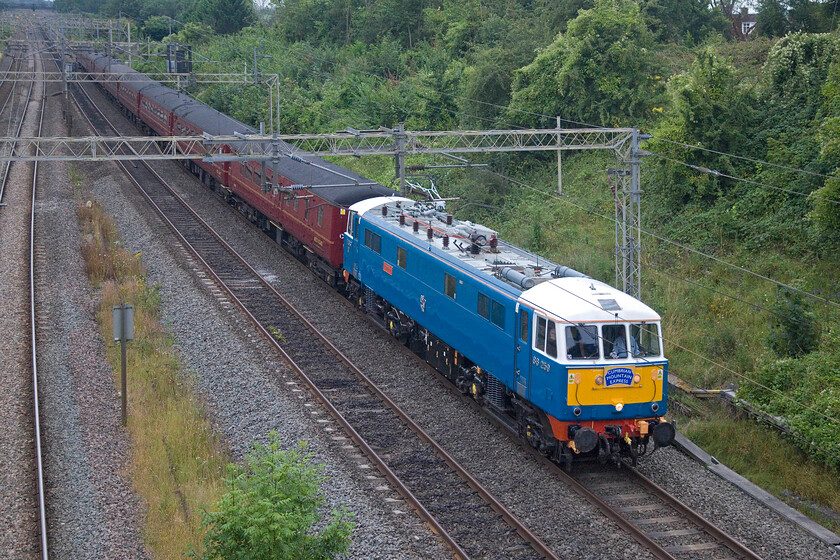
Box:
left=75, top=49, right=675, bottom=469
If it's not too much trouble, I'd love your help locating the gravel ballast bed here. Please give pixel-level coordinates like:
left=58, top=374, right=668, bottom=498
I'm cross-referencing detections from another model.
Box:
left=33, top=76, right=150, bottom=557
left=0, top=47, right=39, bottom=559
left=82, top=80, right=837, bottom=559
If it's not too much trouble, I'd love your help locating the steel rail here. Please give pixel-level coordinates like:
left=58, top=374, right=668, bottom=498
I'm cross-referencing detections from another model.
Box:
left=0, top=45, right=35, bottom=204
left=0, top=46, right=25, bottom=200
left=624, top=465, right=764, bottom=560
left=70, top=80, right=560, bottom=560
left=464, top=393, right=763, bottom=560
left=30, top=30, right=50, bottom=560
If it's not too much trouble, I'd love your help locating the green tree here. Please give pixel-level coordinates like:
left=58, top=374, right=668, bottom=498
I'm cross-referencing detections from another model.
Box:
left=143, top=15, right=176, bottom=41
left=755, top=0, right=789, bottom=37
left=508, top=0, right=663, bottom=127
left=640, top=0, right=728, bottom=44
left=645, top=49, right=755, bottom=228
left=272, top=0, right=354, bottom=45
left=815, top=57, right=840, bottom=237
left=767, top=288, right=819, bottom=358
left=196, top=435, right=354, bottom=560
left=198, top=0, right=255, bottom=35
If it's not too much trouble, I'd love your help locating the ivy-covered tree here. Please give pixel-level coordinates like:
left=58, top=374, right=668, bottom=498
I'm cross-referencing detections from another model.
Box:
left=815, top=56, right=840, bottom=238
left=645, top=49, right=755, bottom=231
left=508, top=0, right=663, bottom=127
left=640, top=0, right=728, bottom=44
left=767, top=288, right=819, bottom=358
left=198, top=0, right=255, bottom=35
left=196, top=435, right=354, bottom=560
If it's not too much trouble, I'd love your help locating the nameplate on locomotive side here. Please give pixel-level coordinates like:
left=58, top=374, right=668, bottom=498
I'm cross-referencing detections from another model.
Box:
left=605, top=367, right=633, bottom=387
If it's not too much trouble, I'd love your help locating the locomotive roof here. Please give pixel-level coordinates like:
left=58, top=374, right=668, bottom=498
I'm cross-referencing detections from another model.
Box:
left=79, top=52, right=394, bottom=207
left=353, top=196, right=660, bottom=323
left=520, top=277, right=660, bottom=324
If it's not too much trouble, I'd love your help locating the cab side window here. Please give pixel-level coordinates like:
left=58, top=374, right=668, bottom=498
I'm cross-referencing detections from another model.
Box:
left=535, top=316, right=547, bottom=353
left=545, top=320, right=557, bottom=357
left=534, top=316, right=557, bottom=357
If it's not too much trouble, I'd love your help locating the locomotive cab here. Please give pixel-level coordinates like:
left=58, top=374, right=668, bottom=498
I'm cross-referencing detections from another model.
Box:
left=517, top=277, right=674, bottom=465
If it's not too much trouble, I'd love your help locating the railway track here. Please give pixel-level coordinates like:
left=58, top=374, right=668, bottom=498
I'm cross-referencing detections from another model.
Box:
left=567, top=464, right=763, bottom=560
left=29, top=36, right=49, bottom=560
left=69, top=70, right=559, bottom=560
left=0, top=38, right=30, bottom=203
left=0, top=22, right=51, bottom=559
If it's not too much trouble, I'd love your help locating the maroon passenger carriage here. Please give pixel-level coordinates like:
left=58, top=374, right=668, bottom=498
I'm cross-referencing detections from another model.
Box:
left=77, top=51, right=395, bottom=285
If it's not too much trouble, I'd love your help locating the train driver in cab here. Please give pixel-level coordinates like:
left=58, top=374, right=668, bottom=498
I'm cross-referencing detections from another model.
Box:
left=566, top=325, right=598, bottom=359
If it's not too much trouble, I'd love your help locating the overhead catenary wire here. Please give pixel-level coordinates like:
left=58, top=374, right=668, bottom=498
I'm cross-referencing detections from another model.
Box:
left=474, top=165, right=840, bottom=313
left=651, top=135, right=837, bottom=181
left=652, top=152, right=840, bottom=207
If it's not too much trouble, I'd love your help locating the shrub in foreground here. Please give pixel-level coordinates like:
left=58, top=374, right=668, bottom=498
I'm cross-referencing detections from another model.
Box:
left=196, top=434, right=354, bottom=560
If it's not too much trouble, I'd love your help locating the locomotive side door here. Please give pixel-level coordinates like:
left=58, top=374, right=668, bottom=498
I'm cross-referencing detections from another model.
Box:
left=514, top=304, right=531, bottom=398
left=344, top=210, right=360, bottom=278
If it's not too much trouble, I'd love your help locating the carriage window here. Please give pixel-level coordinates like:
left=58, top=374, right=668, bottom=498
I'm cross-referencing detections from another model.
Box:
left=491, top=301, right=505, bottom=329
left=477, top=293, right=490, bottom=319
left=444, top=274, right=456, bottom=299
left=566, top=325, right=599, bottom=360
left=294, top=197, right=299, bottom=211
left=631, top=323, right=661, bottom=357
left=603, top=324, right=627, bottom=360
left=397, top=246, right=406, bottom=269
left=317, top=206, right=324, bottom=227
left=519, top=311, right=529, bottom=342
left=285, top=194, right=291, bottom=206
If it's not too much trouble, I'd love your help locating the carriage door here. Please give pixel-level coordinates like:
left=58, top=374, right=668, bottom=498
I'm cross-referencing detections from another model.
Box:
left=514, top=305, right=531, bottom=398
left=344, top=211, right=360, bottom=278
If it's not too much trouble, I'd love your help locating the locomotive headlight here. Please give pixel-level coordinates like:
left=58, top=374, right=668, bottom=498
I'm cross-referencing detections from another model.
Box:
left=633, top=374, right=641, bottom=384
left=615, top=402, right=624, bottom=412
left=595, top=375, right=603, bottom=386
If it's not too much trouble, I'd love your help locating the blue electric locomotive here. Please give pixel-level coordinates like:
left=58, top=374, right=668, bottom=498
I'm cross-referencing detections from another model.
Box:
left=343, top=196, right=675, bottom=467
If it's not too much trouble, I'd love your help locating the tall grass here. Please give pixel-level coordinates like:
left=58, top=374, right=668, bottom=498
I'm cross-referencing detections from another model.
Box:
left=679, top=406, right=840, bottom=535
left=76, top=187, right=228, bottom=558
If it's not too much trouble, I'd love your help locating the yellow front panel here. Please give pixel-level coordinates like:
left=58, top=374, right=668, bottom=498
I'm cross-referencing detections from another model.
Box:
left=567, top=365, right=664, bottom=406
